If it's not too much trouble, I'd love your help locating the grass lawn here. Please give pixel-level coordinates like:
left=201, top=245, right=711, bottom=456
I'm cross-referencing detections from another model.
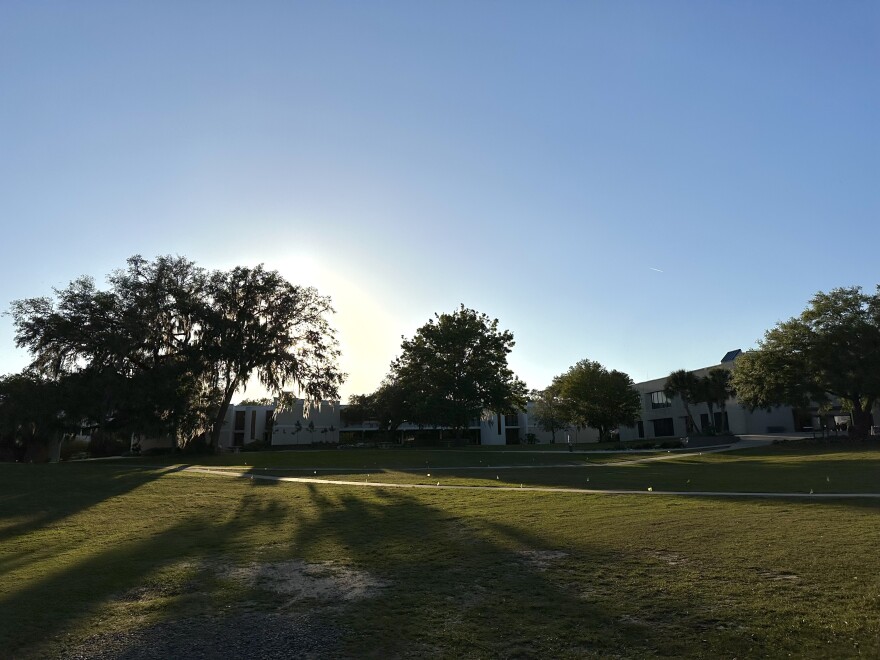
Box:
left=123, top=441, right=880, bottom=494
left=1, top=443, right=878, bottom=658
left=117, top=447, right=650, bottom=469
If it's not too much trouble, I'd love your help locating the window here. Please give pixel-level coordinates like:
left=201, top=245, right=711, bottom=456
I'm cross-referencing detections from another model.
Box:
left=234, top=410, right=246, bottom=431
left=637, top=421, right=644, bottom=439
left=652, top=417, right=675, bottom=437
left=504, top=414, right=519, bottom=427
left=250, top=410, right=257, bottom=440
left=649, top=391, right=671, bottom=409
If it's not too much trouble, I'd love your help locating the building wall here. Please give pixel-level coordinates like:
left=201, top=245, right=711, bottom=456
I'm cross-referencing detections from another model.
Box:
left=619, top=360, right=798, bottom=441
left=273, top=399, right=340, bottom=446
left=217, top=405, right=275, bottom=448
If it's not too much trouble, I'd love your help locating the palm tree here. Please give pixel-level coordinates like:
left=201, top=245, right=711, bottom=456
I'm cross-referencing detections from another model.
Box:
left=664, top=370, right=701, bottom=434
left=704, top=369, right=733, bottom=432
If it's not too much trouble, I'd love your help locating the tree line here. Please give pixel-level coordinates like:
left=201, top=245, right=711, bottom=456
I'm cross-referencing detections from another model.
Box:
left=1, top=255, right=343, bottom=460
left=663, top=368, right=733, bottom=434
left=731, top=286, right=880, bottom=439
left=530, top=286, right=880, bottom=442
left=2, top=255, right=878, bottom=460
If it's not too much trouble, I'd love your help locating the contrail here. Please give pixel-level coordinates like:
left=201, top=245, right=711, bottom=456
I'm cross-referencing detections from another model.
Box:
left=649, top=267, right=664, bottom=273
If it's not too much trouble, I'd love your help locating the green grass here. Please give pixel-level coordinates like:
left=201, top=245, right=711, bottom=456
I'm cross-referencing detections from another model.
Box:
left=117, top=447, right=654, bottom=469
left=126, top=442, right=880, bottom=494
left=1, top=444, right=879, bottom=658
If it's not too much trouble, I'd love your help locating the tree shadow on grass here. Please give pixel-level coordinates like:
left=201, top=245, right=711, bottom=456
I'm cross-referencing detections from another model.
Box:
left=0, top=464, right=178, bottom=547
left=281, top=485, right=755, bottom=658
left=0, top=489, right=292, bottom=658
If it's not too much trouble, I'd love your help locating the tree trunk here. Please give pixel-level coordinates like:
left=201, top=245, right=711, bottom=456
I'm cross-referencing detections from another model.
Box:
left=210, top=383, right=238, bottom=449
left=683, top=403, right=700, bottom=435
left=850, top=398, right=871, bottom=440
left=48, top=433, right=65, bottom=463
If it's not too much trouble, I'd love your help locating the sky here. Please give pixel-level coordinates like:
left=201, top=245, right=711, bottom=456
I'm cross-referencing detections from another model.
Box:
left=1, top=1, right=878, bottom=403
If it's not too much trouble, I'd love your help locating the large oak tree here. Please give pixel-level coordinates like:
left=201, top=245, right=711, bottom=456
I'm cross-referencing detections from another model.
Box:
left=731, top=286, right=880, bottom=439
left=10, top=255, right=343, bottom=449
left=390, top=305, right=527, bottom=440
left=555, top=359, right=640, bottom=442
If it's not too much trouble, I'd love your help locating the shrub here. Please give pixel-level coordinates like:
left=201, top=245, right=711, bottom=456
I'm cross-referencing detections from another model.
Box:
left=241, top=439, right=268, bottom=452
left=88, top=434, right=126, bottom=458
left=141, top=447, right=173, bottom=457
left=61, top=438, right=91, bottom=461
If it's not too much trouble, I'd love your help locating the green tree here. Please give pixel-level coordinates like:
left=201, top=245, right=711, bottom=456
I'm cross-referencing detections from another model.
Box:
left=391, top=305, right=527, bottom=441
left=236, top=397, right=274, bottom=406
left=731, top=286, right=880, bottom=439
left=529, top=384, right=570, bottom=443
left=372, top=379, right=409, bottom=440
left=11, top=256, right=344, bottom=449
left=0, top=372, right=65, bottom=461
left=11, top=256, right=213, bottom=447
left=664, top=369, right=701, bottom=433
left=341, top=393, right=374, bottom=428
left=555, top=360, right=640, bottom=442
left=201, top=265, right=344, bottom=447
left=702, top=368, right=733, bottom=432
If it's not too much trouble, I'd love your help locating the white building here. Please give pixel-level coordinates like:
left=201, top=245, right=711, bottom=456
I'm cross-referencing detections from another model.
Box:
left=215, top=398, right=593, bottom=448
left=618, top=350, right=854, bottom=441
left=216, top=404, right=275, bottom=449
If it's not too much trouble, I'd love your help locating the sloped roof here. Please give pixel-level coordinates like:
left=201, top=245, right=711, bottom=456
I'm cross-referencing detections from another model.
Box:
left=720, top=349, right=742, bottom=363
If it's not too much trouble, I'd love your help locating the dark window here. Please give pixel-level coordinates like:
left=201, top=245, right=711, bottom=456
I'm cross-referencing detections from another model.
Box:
left=700, top=413, right=710, bottom=431
left=497, top=414, right=501, bottom=435
left=250, top=410, right=257, bottom=440
left=504, top=413, right=519, bottom=427
left=649, top=391, right=671, bottom=409
left=233, top=432, right=244, bottom=447
left=234, top=410, right=246, bottom=431
left=652, top=417, right=675, bottom=437
left=714, top=411, right=729, bottom=432
left=637, top=421, right=644, bottom=439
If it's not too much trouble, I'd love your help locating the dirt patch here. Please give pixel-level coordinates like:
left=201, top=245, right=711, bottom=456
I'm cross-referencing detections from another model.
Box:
left=516, top=550, right=568, bottom=571
left=759, top=570, right=800, bottom=581
left=618, top=613, right=653, bottom=628
left=117, top=579, right=201, bottom=603
left=646, top=550, right=688, bottom=567
left=59, top=610, right=340, bottom=660
left=220, top=560, right=388, bottom=602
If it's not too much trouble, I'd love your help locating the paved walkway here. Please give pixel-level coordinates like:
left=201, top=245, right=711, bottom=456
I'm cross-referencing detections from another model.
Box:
left=192, top=439, right=773, bottom=474
left=178, top=435, right=880, bottom=499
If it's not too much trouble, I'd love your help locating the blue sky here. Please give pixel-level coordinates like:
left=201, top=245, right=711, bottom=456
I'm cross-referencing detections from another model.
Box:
left=1, top=2, right=878, bottom=401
